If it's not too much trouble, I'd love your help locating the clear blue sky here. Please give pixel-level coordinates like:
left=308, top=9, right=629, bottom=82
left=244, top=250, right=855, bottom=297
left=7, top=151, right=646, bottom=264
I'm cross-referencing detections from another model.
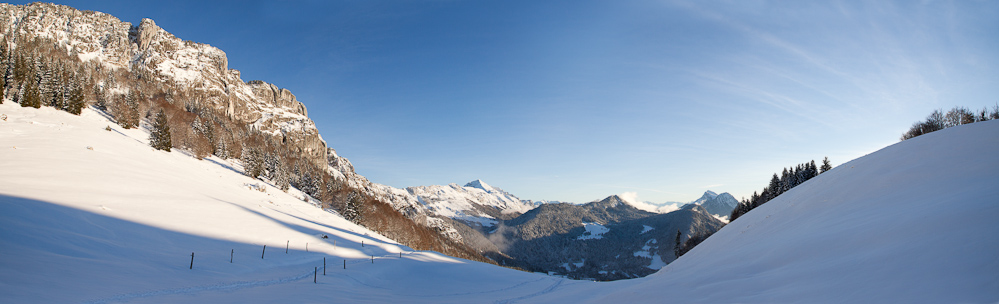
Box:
left=20, top=0, right=999, bottom=204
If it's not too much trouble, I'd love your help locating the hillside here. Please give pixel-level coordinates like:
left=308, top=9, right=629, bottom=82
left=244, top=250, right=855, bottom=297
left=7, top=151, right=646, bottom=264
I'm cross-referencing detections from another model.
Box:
left=3, top=78, right=997, bottom=304
left=499, top=202, right=724, bottom=280
left=2, top=2, right=997, bottom=302
left=0, top=1, right=481, bottom=261
left=533, top=119, right=999, bottom=303
left=0, top=99, right=554, bottom=303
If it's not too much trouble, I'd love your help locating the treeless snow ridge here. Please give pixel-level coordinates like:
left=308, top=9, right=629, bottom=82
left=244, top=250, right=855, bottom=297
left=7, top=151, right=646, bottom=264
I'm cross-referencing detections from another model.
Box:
left=1, top=101, right=997, bottom=303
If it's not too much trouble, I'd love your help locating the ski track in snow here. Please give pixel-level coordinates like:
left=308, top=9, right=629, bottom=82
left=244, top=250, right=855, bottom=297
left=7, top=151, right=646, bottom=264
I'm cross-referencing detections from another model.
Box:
left=493, top=278, right=566, bottom=304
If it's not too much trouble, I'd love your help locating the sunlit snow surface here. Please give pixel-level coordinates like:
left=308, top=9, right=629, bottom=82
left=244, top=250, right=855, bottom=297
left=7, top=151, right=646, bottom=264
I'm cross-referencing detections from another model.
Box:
left=576, top=222, right=610, bottom=240
left=1, top=102, right=997, bottom=303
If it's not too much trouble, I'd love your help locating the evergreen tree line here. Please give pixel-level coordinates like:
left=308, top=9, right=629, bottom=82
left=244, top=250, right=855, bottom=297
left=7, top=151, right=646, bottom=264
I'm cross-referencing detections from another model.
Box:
left=730, top=157, right=833, bottom=222
left=901, top=105, right=999, bottom=141
left=1, top=37, right=87, bottom=114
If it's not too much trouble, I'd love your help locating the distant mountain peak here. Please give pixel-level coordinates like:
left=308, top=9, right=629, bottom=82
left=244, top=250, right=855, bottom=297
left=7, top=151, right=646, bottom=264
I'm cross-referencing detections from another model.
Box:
left=692, top=190, right=719, bottom=205
left=464, top=179, right=494, bottom=192
left=698, top=192, right=739, bottom=220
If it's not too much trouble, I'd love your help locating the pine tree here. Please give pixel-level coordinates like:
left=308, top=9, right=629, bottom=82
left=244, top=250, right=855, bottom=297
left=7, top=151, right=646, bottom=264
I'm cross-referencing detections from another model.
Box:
left=820, top=157, right=832, bottom=173
left=674, top=230, right=683, bottom=258
left=22, top=74, right=41, bottom=108
left=116, top=91, right=140, bottom=129
left=341, top=191, right=364, bottom=222
left=0, top=39, right=7, bottom=103
left=149, top=110, right=172, bottom=151
left=241, top=147, right=264, bottom=178
left=65, top=72, right=85, bottom=115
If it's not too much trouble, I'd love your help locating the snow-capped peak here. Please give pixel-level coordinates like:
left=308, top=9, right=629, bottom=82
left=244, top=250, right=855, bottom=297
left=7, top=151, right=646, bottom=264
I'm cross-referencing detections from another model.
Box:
left=464, top=179, right=494, bottom=192
left=691, top=190, right=719, bottom=205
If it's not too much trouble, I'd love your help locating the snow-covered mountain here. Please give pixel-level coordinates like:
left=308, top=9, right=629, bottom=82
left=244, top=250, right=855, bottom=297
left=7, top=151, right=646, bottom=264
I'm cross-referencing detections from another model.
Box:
left=690, top=190, right=718, bottom=205
left=697, top=192, right=738, bottom=219
left=3, top=67, right=996, bottom=304
left=3, top=2, right=996, bottom=302
left=407, top=179, right=537, bottom=228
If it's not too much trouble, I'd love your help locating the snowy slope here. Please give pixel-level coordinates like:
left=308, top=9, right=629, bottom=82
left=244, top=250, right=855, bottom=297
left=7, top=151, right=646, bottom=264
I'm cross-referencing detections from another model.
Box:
left=0, top=103, right=560, bottom=303
left=407, top=180, right=536, bottom=227
left=3, top=101, right=997, bottom=303
left=529, top=120, right=999, bottom=303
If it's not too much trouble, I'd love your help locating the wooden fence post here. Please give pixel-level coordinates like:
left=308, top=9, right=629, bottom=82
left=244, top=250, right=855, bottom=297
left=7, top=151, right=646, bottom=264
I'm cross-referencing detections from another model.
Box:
left=306, top=242, right=309, bottom=252
left=286, top=240, right=289, bottom=254
left=323, top=257, right=326, bottom=275
left=314, top=267, right=317, bottom=284
left=343, top=259, right=346, bottom=269
left=262, top=245, right=266, bottom=259
left=190, top=252, right=194, bottom=269
left=230, top=249, right=234, bottom=263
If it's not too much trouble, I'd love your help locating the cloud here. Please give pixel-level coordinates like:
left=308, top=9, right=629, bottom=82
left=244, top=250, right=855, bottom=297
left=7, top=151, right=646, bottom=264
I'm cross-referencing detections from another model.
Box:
left=619, top=192, right=657, bottom=213
left=619, top=192, right=684, bottom=213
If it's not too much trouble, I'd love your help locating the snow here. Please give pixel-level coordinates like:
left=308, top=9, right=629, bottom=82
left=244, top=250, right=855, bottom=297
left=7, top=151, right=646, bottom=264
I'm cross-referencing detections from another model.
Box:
left=632, top=239, right=657, bottom=258
left=408, top=181, right=536, bottom=227
left=465, top=179, right=494, bottom=192
left=2, top=100, right=997, bottom=303
left=531, top=120, right=999, bottom=303
left=576, top=222, right=610, bottom=240
left=646, top=253, right=667, bottom=270
left=0, top=103, right=556, bottom=303
left=640, top=225, right=654, bottom=234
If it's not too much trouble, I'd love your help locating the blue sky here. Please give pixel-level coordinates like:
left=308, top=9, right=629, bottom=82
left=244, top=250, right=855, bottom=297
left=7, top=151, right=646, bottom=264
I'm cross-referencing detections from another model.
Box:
left=21, top=0, right=999, bottom=204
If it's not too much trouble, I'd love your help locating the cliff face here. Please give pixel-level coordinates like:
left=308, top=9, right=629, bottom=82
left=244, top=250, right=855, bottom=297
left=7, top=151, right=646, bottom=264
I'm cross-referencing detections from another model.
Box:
left=0, top=3, right=322, bottom=162
left=0, top=2, right=453, bottom=240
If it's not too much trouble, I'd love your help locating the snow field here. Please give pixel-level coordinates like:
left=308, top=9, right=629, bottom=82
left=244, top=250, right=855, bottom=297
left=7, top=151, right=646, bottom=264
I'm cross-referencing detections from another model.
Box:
left=2, top=100, right=997, bottom=303
left=0, top=102, right=558, bottom=303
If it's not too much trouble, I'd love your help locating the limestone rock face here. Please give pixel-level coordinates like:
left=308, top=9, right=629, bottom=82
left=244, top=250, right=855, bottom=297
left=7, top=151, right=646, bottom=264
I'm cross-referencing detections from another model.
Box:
left=248, top=80, right=307, bottom=116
